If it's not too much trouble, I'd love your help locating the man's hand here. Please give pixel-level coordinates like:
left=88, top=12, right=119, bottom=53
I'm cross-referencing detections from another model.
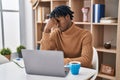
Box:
left=64, top=58, right=71, bottom=65
left=44, top=18, right=58, bottom=33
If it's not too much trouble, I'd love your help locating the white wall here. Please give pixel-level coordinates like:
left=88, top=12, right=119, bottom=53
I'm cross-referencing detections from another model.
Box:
left=24, top=0, right=34, bottom=49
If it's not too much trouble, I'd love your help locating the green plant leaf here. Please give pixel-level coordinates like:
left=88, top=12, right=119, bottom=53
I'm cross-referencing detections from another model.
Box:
left=16, top=45, right=26, bottom=53
left=0, top=48, right=12, bottom=55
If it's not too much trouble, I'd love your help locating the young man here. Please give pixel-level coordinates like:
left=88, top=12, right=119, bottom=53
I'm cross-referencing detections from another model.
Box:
left=40, top=5, right=93, bottom=68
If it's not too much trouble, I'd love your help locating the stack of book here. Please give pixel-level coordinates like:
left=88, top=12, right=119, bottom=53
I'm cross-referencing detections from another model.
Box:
left=100, top=17, right=117, bottom=23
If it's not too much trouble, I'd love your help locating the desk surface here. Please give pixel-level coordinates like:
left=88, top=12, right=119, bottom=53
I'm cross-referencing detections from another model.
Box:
left=0, top=62, right=96, bottom=80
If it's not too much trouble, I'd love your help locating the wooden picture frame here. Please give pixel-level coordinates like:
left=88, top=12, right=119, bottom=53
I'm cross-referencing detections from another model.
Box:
left=100, top=64, right=115, bottom=76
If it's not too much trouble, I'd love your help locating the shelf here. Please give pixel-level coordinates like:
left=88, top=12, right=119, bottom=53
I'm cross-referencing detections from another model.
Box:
left=36, top=21, right=42, bottom=24
left=92, top=23, right=118, bottom=26
left=36, top=21, right=46, bottom=24
left=98, top=73, right=115, bottom=80
left=33, top=0, right=120, bottom=79
left=40, top=0, right=51, bottom=2
left=52, top=0, right=68, bottom=1
left=38, top=21, right=91, bottom=24
left=37, top=22, right=118, bottom=26
left=74, top=22, right=91, bottom=25
left=41, top=0, right=51, bottom=2
left=40, top=0, right=68, bottom=2
left=96, top=47, right=116, bottom=54
left=37, top=41, right=41, bottom=44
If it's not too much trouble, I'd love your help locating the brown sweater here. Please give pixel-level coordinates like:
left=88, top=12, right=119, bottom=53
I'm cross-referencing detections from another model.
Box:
left=40, top=23, right=93, bottom=68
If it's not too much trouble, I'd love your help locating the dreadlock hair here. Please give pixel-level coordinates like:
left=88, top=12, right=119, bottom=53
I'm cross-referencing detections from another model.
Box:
left=49, top=5, right=74, bottom=20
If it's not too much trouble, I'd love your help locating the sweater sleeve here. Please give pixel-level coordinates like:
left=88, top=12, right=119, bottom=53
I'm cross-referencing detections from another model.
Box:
left=64, top=31, right=93, bottom=68
left=40, top=29, right=59, bottom=50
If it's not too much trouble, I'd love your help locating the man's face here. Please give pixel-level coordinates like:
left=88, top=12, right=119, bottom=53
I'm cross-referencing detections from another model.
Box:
left=55, top=15, right=71, bottom=32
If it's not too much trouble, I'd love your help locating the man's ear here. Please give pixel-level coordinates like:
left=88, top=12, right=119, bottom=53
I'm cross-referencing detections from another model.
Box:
left=65, top=14, right=70, bottom=20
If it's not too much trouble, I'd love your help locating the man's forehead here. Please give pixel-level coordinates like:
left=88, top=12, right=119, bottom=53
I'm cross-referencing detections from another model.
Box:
left=55, top=16, right=65, bottom=20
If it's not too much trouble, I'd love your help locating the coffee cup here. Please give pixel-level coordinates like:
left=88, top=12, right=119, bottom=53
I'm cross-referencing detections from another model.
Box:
left=69, top=61, right=81, bottom=75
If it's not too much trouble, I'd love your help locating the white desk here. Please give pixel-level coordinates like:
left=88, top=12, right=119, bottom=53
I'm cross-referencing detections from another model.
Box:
left=0, top=62, right=96, bottom=80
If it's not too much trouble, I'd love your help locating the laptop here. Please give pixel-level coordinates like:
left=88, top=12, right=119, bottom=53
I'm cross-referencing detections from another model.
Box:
left=22, top=50, right=68, bottom=77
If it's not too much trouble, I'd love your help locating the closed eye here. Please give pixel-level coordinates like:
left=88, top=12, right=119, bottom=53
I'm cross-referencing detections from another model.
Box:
left=56, top=19, right=59, bottom=23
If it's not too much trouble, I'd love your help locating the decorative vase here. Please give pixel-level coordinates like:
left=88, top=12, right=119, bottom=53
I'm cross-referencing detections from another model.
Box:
left=93, top=4, right=105, bottom=23
left=104, top=41, right=111, bottom=49
left=4, top=55, right=11, bottom=60
left=81, top=7, right=89, bottom=22
left=18, top=52, right=23, bottom=58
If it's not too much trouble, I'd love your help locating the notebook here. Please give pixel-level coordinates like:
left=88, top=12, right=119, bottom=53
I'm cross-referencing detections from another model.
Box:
left=22, top=50, right=68, bottom=77
left=12, top=58, right=24, bottom=68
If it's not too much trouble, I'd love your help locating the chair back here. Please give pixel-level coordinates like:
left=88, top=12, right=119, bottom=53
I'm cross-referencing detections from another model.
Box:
left=90, top=47, right=99, bottom=80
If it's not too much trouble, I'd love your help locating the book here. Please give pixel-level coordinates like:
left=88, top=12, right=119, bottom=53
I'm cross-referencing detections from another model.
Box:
left=12, top=58, right=24, bottom=68
left=93, top=4, right=105, bottom=23
left=38, top=6, right=50, bottom=22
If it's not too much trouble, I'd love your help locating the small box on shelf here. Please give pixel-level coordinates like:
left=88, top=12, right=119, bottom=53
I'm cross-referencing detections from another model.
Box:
left=100, top=64, right=115, bottom=76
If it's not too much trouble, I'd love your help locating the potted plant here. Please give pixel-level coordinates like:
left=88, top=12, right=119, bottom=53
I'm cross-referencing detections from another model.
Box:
left=0, top=48, right=12, bottom=60
left=16, top=45, right=26, bottom=58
